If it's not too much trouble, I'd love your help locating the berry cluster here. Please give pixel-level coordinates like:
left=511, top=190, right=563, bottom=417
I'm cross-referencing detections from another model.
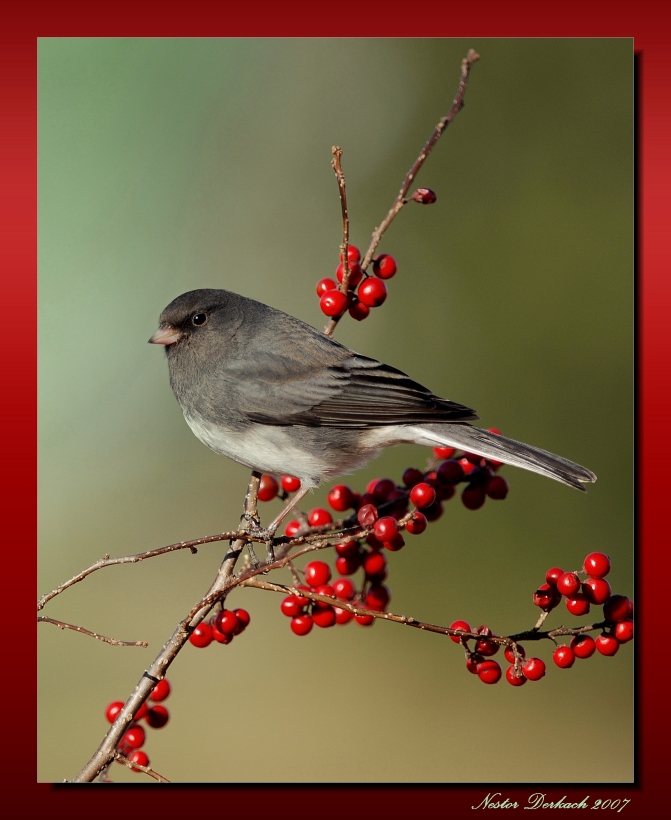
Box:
left=104, top=678, right=171, bottom=774
left=188, top=607, right=251, bottom=649
left=449, top=551, right=633, bottom=686
left=316, top=245, right=397, bottom=321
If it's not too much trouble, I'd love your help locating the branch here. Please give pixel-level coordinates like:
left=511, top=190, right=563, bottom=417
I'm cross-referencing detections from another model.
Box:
left=113, top=752, right=170, bottom=783
left=324, top=146, right=350, bottom=337
left=38, top=616, right=148, bottom=647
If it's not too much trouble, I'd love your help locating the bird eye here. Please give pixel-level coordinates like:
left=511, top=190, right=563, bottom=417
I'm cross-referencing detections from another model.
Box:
left=192, top=313, right=208, bottom=326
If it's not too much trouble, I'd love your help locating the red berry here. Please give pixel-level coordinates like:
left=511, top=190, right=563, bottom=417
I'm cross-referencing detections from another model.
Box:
left=327, top=484, right=356, bottom=511
left=505, top=666, right=527, bottom=686
left=189, top=622, right=213, bottom=648
left=461, top=484, right=486, bottom=510
left=348, top=299, right=370, bottom=321
left=215, top=609, right=240, bottom=635
left=233, top=608, right=250, bottom=632
left=583, top=551, right=611, bottom=579
left=522, top=657, right=546, bottom=681
left=149, top=679, right=171, bottom=702
left=422, top=499, right=444, bottom=521
left=405, top=512, right=428, bottom=535
left=285, top=520, right=302, bottom=537
left=105, top=701, right=124, bottom=723
left=335, top=540, right=359, bottom=558
left=281, top=596, right=304, bottom=617
left=557, top=572, right=581, bottom=597
left=320, top=289, right=348, bottom=317
left=362, top=550, right=387, bottom=578
left=373, top=516, right=399, bottom=541
left=312, top=606, right=337, bottom=628
left=458, top=457, right=476, bottom=476
left=336, top=261, right=363, bottom=289
left=477, top=660, right=502, bottom=684
left=570, top=634, right=596, bottom=659
left=596, top=632, right=620, bottom=656
left=257, top=474, right=279, bottom=502
left=475, top=638, right=500, bottom=657
left=128, top=750, right=150, bottom=772
left=566, top=593, right=591, bottom=616
left=368, top=478, right=395, bottom=501
left=290, top=615, right=313, bottom=636
left=411, top=187, right=437, bottom=204
left=134, top=702, right=149, bottom=721
left=293, top=586, right=311, bottom=607
left=409, top=482, right=436, bottom=509
left=466, top=653, right=485, bottom=674
left=335, top=607, right=353, bottom=625
left=553, top=645, right=575, bottom=669
left=281, top=475, right=301, bottom=493
left=504, top=644, right=525, bottom=663
left=436, top=459, right=464, bottom=484
left=449, top=620, right=471, bottom=643
left=533, top=583, right=560, bottom=611
left=366, top=532, right=384, bottom=550
left=335, top=555, right=360, bottom=576
left=355, top=613, right=375, bottom=626
left=402, top=467, right=425, bottom=487
left=545, top=567, right=564, bottom=587
left=615, top=619, right=634, bottom=643
left=485, top=475, right=509, bottom=500
left=145, top=705, right=169, bottom=729
left=366, top=584, right=391, bottom=611
left=358, top=278, right=387, bottom=307
left=582, top=577, right=611, bottom=605
left=383, top=533, right=405, bottom=551
left=603, top=595, right=633, bottom=622
left=333, top=578, right=355, bottom=600
left=308, top=507, right=333, bottom=527
left=316, top=277, right=337, bottom=297
left=372, top=254, right=397, bottom=279
left=313, top=584, right=336, bottom=608
left=433, top=446, right=456, bottom=459
left=357, top=503, right=378, bottom=528
left=340, top=245, right=361, bottom=264
left=211, top=618, right=233, bottom=644
left=304, top=560, right=331, bottom=587
left=120, top=725, right=145, bottom=750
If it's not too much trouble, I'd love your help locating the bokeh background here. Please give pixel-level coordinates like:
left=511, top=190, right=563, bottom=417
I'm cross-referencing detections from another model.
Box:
left=38, top=39, right=633, bottom=783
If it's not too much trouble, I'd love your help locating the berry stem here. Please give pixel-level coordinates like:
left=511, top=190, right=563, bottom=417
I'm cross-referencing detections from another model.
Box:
left=323, top=146, right=351, bottom=339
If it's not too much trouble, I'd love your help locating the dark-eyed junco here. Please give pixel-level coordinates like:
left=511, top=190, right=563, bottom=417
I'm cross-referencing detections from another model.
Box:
left=150, top=289, right=595, bottom=532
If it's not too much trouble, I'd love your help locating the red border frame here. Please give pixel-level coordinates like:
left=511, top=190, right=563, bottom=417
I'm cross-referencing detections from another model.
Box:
left=10, top=2, right=669, bottom=816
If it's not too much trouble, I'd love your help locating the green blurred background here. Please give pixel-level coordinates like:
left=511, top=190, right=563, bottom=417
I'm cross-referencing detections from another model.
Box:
left=38, top=39, right=633, bottom=783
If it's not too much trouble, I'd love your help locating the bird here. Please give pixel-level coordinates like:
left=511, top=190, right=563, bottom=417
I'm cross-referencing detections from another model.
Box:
left=150, top=288, right=596, bottom=537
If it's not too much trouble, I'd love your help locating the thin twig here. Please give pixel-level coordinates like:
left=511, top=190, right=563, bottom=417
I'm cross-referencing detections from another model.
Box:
left=324, top=146, right=350, bottom=337
left=360, top=49, right=480, bottom=272
left=38, top=616, right=148, bottom=647
left=113, top=752, right=170, bottom=783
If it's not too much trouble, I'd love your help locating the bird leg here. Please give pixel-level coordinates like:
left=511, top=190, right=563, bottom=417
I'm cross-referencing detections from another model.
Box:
left=246, top=485, right=312, bottom=565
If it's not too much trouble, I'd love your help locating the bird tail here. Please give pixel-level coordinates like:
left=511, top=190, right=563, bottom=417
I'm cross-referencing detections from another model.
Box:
left=407, top=424, right=596, bottom=491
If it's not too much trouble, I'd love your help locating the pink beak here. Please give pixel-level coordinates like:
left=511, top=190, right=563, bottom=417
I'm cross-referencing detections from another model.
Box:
left=149, top=324, right=182, bottom=346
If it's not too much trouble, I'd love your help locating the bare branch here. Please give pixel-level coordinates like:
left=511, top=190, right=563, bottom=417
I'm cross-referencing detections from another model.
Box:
left=324, top=146, right=350, bottom=337
left=38, top=616, right=148, bottom=647
left=113, top=752, right=170, bottom=783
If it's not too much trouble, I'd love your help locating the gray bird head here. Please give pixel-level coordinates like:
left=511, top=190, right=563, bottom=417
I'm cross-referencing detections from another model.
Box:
left=148, top=289, right=246, bottom=352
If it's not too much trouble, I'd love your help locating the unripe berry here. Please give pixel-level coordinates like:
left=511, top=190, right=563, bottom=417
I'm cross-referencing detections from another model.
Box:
left=372, top=254, right=397, bottom=279
left=281, top=475, right=301, bottom=493
left=596, top=632, right=620, bottom=656
left=522, top=657, right=546, bottom=681
left=320, top=289, right=348, bottom=317
left=557, top=572, right=581, bottom=597
left=304, top=561, right=331, bottom=587
left=308, top=507, right=333, bottom=527
left=290, top=615, right=314, bottom=636
left=583, top=551, right=611, bottom=579
left=358, top=278, right=388, bottom=307
left=570, top=634, right=596, bottom=659
left=257, top=474, right=279, bottom=502
left=327, top=484, right=356, bottom=511
left=449, top=620, right=471, bottom=644
left=553, top=645, right=575, bottom=669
